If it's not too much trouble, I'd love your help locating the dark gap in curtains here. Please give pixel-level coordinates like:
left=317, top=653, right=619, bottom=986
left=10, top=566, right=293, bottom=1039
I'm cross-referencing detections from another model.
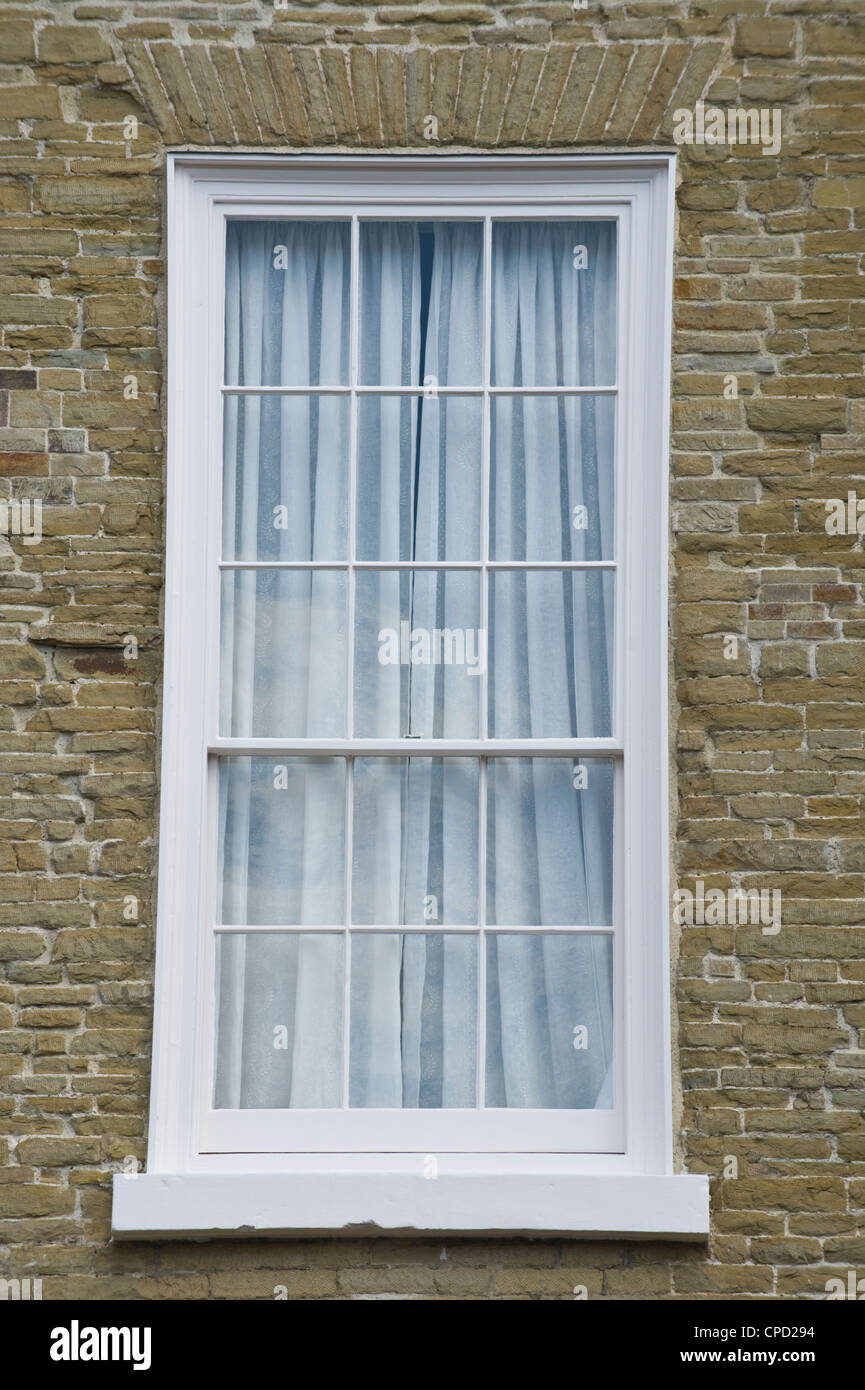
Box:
left=410, top=227, right=443, bottom=1108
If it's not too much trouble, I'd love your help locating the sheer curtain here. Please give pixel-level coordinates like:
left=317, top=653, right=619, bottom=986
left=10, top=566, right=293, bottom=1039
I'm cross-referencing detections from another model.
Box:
left=488, top=221, right=615, bottom=1107
left=350, top=223, right=483, bottom=1107
left=215, top=219, right=615, bottom=1111
left=216, top=221, right=349, bottom=1108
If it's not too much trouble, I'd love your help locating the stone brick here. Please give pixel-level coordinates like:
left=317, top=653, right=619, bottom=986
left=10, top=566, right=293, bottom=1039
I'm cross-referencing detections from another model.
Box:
left=0, top=1185, right=75, bottom=1218
left=607, top=44, right=663, bottom=140
left=150, top=43, right=210, bottom=145
left=0, top=453, right=49, bottom=476
left=814, top=179, right=865, bottom=209
left=745, top=399, right=848, bottom=433
left=0, top=88, right=61, bottom=119
left=733, top=20, right=796, bottom=59
left=39, top=26, right=114, bottom=64
left=0, top=21, right=36, bottom=62
left=16, top=1138, right=101, bottom=1166
left=0, top=371, right=37, bottom=391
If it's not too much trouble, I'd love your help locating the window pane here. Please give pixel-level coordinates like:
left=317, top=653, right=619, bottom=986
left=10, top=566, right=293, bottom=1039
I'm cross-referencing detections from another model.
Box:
left=360, top=222, right=483, bottom=386
left=491, top=221, right=617, bottom=388
left=485, top=934, right=613, bottom=1108
left=220, top=570, right=346, bottom=737
left=486, top=758, right=614, bottom=926
left=489, top=571, right=614, bottom=738
left=354, top=570, right=482, bottom=737
left=214, top=933, right=343, bottom=1108
left=350, top=933, right=477, bottom=1107
left=352, top=758, right=478, bottom=925
left=224, top=220, right=349, bottom=386
left=223, top=394, right=349, bottom=561
left=217, top=758, right=345, bottom=925
left=357, top=395, right=482, bottom=561
left=491, top=395, right=615, bottom=561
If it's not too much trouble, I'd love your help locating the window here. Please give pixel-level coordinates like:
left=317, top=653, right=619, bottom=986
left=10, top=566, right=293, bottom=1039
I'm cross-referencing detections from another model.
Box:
left=114, top=156, right=708, bottom=1239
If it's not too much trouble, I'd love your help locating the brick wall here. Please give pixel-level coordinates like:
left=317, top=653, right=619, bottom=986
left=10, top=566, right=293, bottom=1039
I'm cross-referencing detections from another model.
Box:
left=0, top=0, right=863, bottom=1299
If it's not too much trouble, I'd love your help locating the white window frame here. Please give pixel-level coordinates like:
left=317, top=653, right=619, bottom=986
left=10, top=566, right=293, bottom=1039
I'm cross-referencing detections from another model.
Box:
left=113, top=153, right=708, bottom=1240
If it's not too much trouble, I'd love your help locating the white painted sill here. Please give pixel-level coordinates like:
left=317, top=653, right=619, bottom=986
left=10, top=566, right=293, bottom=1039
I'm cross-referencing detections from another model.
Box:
left=112, top=1172, right=710, bottom=1241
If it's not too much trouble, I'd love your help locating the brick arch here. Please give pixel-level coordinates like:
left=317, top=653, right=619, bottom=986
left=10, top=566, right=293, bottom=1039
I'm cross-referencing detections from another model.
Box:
left=121, top=38, right=726, bottom=149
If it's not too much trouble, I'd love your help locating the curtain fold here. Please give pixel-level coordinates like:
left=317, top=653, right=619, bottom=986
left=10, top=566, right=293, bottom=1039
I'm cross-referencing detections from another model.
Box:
left=216, top=219, right=615, bottom=1112
left=487, top=222, right=614, bottom=1106
left=218, top=221, right=350, bottom=1108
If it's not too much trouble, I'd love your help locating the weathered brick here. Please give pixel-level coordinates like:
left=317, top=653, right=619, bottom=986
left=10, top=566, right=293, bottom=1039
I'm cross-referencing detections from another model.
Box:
left=733, top=19, right=796, bottom=59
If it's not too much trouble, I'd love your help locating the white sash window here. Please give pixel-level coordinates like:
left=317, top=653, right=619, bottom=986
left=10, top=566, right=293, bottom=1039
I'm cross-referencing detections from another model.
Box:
left=114, top=156, right=708, bottom=1240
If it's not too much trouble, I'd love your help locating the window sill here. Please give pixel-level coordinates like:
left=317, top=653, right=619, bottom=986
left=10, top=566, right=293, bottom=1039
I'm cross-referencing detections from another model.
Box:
left=112, top=1172, right=709, bottom=1241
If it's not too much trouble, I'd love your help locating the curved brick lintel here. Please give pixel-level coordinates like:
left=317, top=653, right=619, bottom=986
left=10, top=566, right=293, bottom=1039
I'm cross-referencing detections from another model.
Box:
left=121, top=40, right=726, bottom=149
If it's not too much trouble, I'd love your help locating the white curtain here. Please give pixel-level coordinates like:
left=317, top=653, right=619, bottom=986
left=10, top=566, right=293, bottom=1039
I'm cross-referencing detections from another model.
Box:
left=216, top=221, right=349, bottom=1109
left=216, top=219, right=615, bottom=1110
left=352, top=224, right=484, bottom=1107
left=486, top=222, right=615, bottom=1107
